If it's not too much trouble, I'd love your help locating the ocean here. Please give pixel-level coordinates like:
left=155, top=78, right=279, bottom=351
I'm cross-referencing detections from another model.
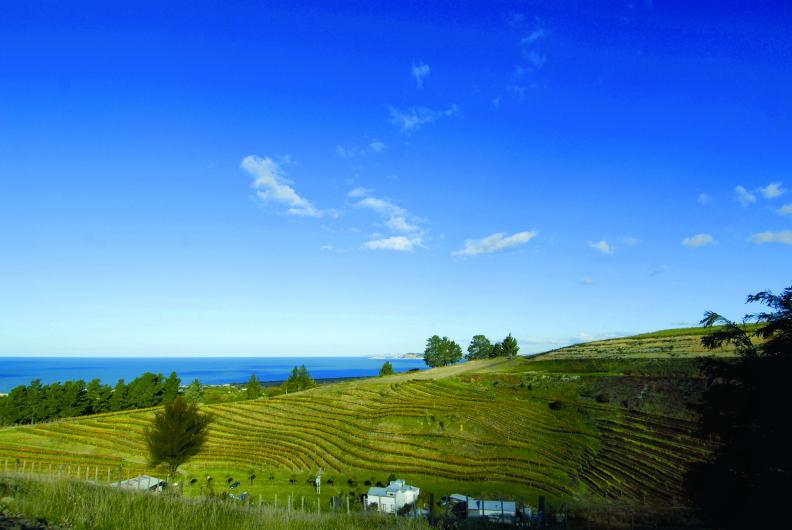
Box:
left=0, top=357, right=425, bottom=392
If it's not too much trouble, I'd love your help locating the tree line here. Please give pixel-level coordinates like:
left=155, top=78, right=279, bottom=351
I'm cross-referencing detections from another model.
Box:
left=0, top=364, right=317, bottom=426
left=0, top=371, right=181, bottom=426
left=423, top=333, right=520, bottom=367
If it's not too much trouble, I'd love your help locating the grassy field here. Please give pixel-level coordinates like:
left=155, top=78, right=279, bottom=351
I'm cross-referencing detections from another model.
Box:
left=0, top=327, right=725, bottom=522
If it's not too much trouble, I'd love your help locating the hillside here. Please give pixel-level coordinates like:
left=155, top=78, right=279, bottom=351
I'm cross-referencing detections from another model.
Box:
left=0, top=328, right=725, bottom=516
left=534, top=324, right=761, bottom=360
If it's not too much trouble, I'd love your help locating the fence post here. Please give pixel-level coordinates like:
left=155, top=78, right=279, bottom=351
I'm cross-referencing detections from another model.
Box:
left=301, top=496, right=304, bottom=511
left=275, top=494, right=278, bottom=509
left=317, top=497, right=320, bottom=515
left=347, top=496, right=350, bottom=514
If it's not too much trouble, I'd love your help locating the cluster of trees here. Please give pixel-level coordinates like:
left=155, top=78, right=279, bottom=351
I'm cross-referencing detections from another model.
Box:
left=685, top=284, right=791, bottom=529
left=423, top=333, right=520, bottom=367
left=379, top=361, right=394, bottom=376
left=0, top=372, right=181, bottom=426
left=283, top=365, right=315, bottom=393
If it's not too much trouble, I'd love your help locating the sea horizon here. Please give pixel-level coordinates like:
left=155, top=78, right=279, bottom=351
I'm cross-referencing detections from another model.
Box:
left=0, top=356, right=425, bottom=393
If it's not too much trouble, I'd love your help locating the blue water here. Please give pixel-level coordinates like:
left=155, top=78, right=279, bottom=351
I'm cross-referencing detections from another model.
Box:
left=0, top=357, right=425, bottom=392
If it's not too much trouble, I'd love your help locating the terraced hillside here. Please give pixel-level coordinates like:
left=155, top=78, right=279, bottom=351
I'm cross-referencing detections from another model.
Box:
left=536, top=325, right=762, bottom=360
left=0, top=347, right=714, bottom=510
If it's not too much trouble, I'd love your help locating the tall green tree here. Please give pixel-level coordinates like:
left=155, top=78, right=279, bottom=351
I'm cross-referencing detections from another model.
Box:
left=245, top=374, right=262, bottom=400
left=466, top=335, right=493, bottom=360
left=184, top=379, right=204, bottom=404
left=423, top=335, right=463, bottom=367
left=162, top=372, right=181, bottom=404
left=144, top=396, right=213, bottom=483
left=684, top=284, right=792, bottom=529
left=285, top=365, right=315, bottom=393
left=489, top=341, right=503, bottom=358
left=379, top=361, right=394, bottom=376
left=501, top=333, right=520, bottom=357
left=109, top=379, right=127, bottom=411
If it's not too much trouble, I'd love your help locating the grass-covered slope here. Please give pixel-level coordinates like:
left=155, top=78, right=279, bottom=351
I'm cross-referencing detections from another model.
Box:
left=0, top=332, right=718, bottom=511
left=535, top=324, right=760, bottom=360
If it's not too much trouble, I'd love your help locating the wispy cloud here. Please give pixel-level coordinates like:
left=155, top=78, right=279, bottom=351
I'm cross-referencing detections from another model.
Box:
left=588, top=240, right=613, bottom=255
left=682, top=233, right=715, bottom=248
left=525, top=50, right=547, bottom=69
left=777, top=204, right=792, bottom=216
left=649, top=265, right=669, bottom=277
left=336, top=140, right=386, bottom=159
left=411, top=61, right=430, bottom=89
left=389, top=105, right=459, bottom=133
left=622, top=236, right=640, bottom=246
left=242, top=155, right=320, bottom=217
left=578, top=277, right=595, bottom=286
left=453, top=230, right=537, bottom=257
left=749, top=230, right=792, bottom=245
left=363, top=235, right=423, bottom=252
left=735, top=185, right=757, bottom=206
left=355, top=195, right=421, bottom=234
left=759, top=181, right=786, bottom=199
left=698, top=192, right=711, bottom=205
left=347, top=187, right=372, bottom=198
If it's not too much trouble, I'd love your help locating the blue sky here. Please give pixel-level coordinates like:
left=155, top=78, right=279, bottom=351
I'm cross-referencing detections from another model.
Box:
left=1, top=1, right=790, bottom=357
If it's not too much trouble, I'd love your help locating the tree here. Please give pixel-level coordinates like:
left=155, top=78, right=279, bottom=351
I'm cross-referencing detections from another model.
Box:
left=286, top=365, right=315, bottom=393
left=501, top=334, right=520, bottom=357
left=109, top=379, right=127, bottom=411
left=162, top=372, right=181, bottom=404
left=466, top=335, right=493, bottom=360
left=684, top=284, right=792, bottom=529
left=245, top=374, right=262, bottom=400
left=423, top=335, right=463, bottom=367
left=184, top=379, right=203, bottom=404
left=379, top=361, right=394, bottom=376
left=144, top=396, right=213, bottom=483
left=490, top=341, right=503, bottom=358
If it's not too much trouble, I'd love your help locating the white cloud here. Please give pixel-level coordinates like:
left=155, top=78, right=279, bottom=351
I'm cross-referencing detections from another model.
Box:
left=735, top=185, right=756, bottom=206
left=777, top=204, right=792, bottom=216
left=363, top=235, right=422, bottom=252
left=492, top=97, right=501, bottom=109
left=521, top=28, right=545, bottom=45
left=759, top=181, right=785, bottom=199
left=588, top=240, right=613, bottom=255
left=453, top=230, right=537, bottom=257
left=622, top=236, right=640, bottom=246
left=355, top=194, right=425, bottom=237
left=525, top=50, right=547, bottom=69
left=682, top=233, right=715, bottom=248
left=347, top=187, right=372, bottom=198
left=336, top=140, right=385, bottom=159
left=749, top=230, right=792, bottom=245
left=698, top=192, right=711, bottom=205
left=241, top=155, right=320, bottom=217
left=389, top=105, right=458, bottom=133
left=411, top=61, right=430, bottom=89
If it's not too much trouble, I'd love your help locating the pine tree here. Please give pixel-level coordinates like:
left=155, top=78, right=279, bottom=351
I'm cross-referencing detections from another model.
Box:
left=162, top=372, right=181, bottom=404
left=245, top=374, right=262, bottom=400
left=379, top=361, right=394, bottom=376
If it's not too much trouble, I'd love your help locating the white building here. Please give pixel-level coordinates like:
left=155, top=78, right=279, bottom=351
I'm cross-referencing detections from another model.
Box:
left=111, top=475, right=165, bottom=492
left=366, top=480, right=420, bottom=514
left=449, top=494, right=525, bottom=523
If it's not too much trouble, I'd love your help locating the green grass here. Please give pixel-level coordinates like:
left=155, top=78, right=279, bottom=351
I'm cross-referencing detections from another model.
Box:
left=0, top=330, right=719, bottom=517
left=0, top=475, right=430, bottom=530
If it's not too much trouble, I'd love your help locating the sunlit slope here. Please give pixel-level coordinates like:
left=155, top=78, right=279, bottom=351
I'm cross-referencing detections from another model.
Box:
left=0, top=357, right=708, bottom=505
left=535, top=325, right=761, bottom=360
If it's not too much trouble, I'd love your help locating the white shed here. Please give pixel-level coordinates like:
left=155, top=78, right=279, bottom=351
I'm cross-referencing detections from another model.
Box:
left=366, top=480, right=420, bottom=514
left=111, top=475, right=165, bottom=492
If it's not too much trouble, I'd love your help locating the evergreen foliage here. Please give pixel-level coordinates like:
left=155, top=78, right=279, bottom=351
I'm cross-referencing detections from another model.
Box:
left=285, top=365, right=315, bottom=393
left=465, top=335, right=493, bottom=360
left=144, top=396, right=213, bottom=482
left=423, top=335, right=462, bottom=367
left=685, top=284, right=792, bottom=529
left=378, top=361, right=394, bottom=376
left=0, top=371, right=185, bottom=426
left=245, top=374, right=262, bottom=400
